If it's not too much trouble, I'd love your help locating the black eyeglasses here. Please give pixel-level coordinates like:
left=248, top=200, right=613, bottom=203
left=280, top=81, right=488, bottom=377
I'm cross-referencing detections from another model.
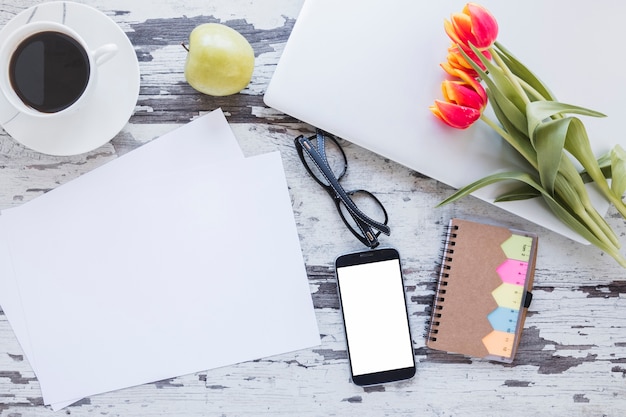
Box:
left=294, top=129, right=390, bottom=248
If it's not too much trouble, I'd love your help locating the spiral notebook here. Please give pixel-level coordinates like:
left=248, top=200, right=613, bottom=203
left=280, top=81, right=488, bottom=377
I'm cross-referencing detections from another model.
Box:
left=426, top=218, right=538, bottom=363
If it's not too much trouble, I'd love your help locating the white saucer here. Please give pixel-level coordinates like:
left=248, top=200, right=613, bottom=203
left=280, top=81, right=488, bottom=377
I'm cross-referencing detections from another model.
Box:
left=0, top=2, right=140, bottom=156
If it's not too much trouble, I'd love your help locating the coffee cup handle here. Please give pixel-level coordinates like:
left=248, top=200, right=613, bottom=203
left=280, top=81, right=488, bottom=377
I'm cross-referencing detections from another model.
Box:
left=92, top=43, right=119, bottom=66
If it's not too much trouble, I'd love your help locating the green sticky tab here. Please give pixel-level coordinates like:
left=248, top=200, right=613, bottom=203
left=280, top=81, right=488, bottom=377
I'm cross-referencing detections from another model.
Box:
left=500, top=234, right=534, bottom=262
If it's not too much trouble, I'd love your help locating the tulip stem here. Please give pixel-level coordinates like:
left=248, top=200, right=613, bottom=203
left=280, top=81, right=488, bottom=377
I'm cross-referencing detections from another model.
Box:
left=516, top=78, right=548, bottom=102
left=480, top=114, right=537, bottom=170
left=555, top=171, right=620, bottom=248
left=489, top=47, right=530, bottom=105
left=482, top=112, right=620, bottom=249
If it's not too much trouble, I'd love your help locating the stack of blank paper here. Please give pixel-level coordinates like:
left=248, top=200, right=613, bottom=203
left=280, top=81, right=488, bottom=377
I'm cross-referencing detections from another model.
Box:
left=0, top=109, right=320, bottom=409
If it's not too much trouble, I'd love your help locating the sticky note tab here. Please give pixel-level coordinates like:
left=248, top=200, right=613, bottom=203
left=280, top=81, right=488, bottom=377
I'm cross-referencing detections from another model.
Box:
left=492, top=283, right=525, bottom=310
left=500, top=234, right=534, bottom=262
left=482, top=330, right=515, bottom=358
left=496, top=259, right=529, bottom=285
left=487, top=307, right=519, bottom=333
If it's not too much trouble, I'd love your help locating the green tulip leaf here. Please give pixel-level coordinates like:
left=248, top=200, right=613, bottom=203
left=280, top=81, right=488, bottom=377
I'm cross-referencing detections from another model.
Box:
left=532, top=118, right=570, bottom=195
left=581, top=151, right=613, bottom=181
left=595, top=152, right=613, bottom=170
left=580, top=152, right=612, bottom=183
left=487, top=91, right=538, bottom=168
left=561, top=117, right=611, bottom=191
left=580, top=167, right=612, bottom=183
left=438, top=171, right=625, bottom=265
left=436, top=171, right=532, bottom=207
left=540, top=187, right=613, bottom=252
left=467, top=45, right=527, bottom=112
left=488, top=84, right=528, bottom=135
left=458, top=45, right=525, bottom=112
left=611, top=145, right=626, bottom=197
left=494, top=184, right=541, bottom=201
left=493, top=42, right=556, bottom=101
left=527, top=101, right=605, bottom=141
left=559, top=117, right=626, bottom=218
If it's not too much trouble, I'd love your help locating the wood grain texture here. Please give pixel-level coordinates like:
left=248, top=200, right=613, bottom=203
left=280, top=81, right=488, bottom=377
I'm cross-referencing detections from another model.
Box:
left=1, top=1, right=626, bottom=416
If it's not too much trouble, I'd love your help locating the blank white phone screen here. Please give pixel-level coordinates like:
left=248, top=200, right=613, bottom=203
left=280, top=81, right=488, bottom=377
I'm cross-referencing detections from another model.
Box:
left=336, top=259, right=414, bottom=376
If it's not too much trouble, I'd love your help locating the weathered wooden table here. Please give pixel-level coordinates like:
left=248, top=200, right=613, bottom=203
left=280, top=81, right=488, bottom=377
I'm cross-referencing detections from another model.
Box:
left=1, top=1, right=625, bottom=416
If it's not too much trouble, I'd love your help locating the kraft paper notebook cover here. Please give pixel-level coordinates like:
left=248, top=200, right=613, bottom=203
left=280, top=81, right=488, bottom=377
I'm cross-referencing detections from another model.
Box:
left=426, top=218, right=537, bottom=363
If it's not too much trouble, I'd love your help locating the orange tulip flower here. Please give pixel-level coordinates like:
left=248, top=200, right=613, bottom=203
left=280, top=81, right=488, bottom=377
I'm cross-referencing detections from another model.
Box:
left=432, top=3, right=495, bottom=129
left=444, top=2, right=499, bottom=51
left=442, top=42, right=492, bottom=77
left=429, top=71, right=487, bottom=129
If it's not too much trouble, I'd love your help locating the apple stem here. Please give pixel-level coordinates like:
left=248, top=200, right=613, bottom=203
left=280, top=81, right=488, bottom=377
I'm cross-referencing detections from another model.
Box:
left=181, top=42, right=189, bottom=52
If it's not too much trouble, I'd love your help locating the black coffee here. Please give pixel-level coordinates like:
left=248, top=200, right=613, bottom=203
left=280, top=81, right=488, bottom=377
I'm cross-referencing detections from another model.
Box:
left=9, top=31, right=90, bottom=113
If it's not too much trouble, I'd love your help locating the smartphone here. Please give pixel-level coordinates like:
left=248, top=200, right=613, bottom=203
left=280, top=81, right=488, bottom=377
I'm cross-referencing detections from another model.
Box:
left=334, top=248, right=416, bottom=386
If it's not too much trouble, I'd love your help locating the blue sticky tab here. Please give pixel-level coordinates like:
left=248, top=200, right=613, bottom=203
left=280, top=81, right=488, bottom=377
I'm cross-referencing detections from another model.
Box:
left=487, top=307, right=519, bottom=333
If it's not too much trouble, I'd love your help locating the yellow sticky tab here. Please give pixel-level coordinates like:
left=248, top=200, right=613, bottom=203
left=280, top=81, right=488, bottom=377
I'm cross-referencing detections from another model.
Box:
left=500, top=234, right=533, bottom=262
left=482, top=330, right=516, bottom=358
left=492, top=283, right=524, bottom=309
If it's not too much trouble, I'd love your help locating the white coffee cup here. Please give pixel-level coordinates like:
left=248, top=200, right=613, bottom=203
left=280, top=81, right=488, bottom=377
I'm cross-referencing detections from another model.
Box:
left=0, top=20, right=117, bottom=118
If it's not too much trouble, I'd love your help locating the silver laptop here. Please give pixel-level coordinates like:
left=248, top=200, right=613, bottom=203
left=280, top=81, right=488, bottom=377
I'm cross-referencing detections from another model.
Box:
left=265, top=0, right=626, bottom=243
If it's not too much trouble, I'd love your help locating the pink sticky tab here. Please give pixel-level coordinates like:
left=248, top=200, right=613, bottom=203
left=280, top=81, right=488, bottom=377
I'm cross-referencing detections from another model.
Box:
left=496, top=259, right=528, bottom=285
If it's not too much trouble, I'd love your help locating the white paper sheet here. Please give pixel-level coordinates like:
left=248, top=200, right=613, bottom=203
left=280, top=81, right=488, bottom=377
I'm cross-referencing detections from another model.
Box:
left=0, top=109, right=320, bottom=407
left=0, top=109, right=245, bottom=408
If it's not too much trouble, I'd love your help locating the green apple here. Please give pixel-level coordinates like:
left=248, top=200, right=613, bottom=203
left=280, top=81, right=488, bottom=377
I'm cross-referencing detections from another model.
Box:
left=184, top=23, right=255, bottom=96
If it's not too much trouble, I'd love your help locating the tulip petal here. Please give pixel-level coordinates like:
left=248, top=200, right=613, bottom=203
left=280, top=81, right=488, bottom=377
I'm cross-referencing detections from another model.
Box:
left=451, top=13, right=477, bottom=46
left=461, top=45, right=491, bottom=70
left=447, top=45, right=475, bottom=70
left=442, top=80, right=485, bottom=110
left=444, top=19, right=465, bottom=47
left=466, top=3, right=499, bottom=48
left=430, top=100, right=481, bottom=129
left=441, top=62, right=469, bottom=78
left=453, top=68, right=487, bottom=105
left=442, top=62, right=479, bottom=80
left=446, top=3, right=499, bottom=52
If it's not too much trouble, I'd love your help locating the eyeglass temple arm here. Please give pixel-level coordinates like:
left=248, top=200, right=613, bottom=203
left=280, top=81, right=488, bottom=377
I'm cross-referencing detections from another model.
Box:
left=341, top=202, right=386, bottom=248
left=299, top=136, right=391, bottom=238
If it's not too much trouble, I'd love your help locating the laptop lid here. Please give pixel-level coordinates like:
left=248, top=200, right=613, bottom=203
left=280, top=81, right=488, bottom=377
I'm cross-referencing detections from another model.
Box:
left=265, top=0, right=626, bottom=243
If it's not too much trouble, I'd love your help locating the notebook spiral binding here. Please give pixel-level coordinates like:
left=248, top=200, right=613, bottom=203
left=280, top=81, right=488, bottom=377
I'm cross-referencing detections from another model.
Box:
left=426, top=223, right=459, bottom=343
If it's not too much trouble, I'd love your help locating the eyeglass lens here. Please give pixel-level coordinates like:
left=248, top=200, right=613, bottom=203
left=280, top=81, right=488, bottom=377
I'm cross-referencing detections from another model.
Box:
left=338, top=190, right=388, bottom=241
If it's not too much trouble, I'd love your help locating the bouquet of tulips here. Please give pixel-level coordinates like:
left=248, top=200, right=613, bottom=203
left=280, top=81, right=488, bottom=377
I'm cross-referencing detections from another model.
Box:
left=430, top=3, right=626, bottom=267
